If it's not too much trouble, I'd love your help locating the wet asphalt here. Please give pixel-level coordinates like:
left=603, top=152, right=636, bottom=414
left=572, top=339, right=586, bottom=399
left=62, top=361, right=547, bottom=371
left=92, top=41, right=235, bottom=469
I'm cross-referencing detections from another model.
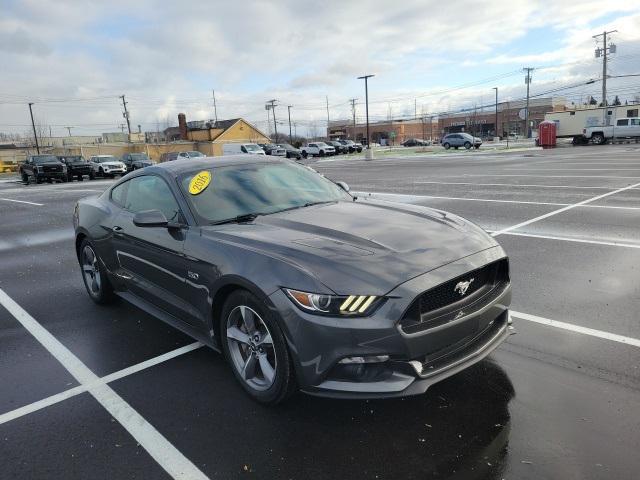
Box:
left=0, top=145, right=639, bottom=479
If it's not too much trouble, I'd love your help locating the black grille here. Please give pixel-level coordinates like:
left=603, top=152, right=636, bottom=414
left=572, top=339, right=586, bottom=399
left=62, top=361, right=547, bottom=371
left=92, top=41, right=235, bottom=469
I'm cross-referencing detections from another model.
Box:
left=43, top=165, right=62, bottom=172
left=400, top=259, right=509, bottom=334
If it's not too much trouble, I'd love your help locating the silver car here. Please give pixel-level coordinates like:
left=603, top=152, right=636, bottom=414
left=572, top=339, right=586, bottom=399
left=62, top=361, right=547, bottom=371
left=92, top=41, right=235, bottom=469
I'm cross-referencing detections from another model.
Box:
left=441, top=133, right=482, bottom=150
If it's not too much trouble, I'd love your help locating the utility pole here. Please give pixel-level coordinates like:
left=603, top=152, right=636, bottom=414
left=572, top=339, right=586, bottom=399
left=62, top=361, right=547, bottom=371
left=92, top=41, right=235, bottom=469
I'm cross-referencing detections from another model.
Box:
left=212, top=90, right=218, bottom=124
left=120, top=95, right=131, bottom=135
left=119, top=123, right=126, bottom=133
left=65, top=126, right=73, bottom=137
left=325, top=96, right=330, bottom=131
left=594, top=30, right=617, bottom=124
left=430, top=115, right=435, bottom=142
left=523, top=68, right=534, bottom=138
left=357, top=74, right=374, bottom=156
left=287, top=105, right=293, bottom=141
left=28, top=102, right=40, bottom=154
left=266, top=99, right=278, bottom=142
left=492, top=87, right=498, bottom=139
left=349, top=98, right=357, bottom=139
left=421, top=116, right=425, bottom=140
left=414, top=99, right=417, bottom=120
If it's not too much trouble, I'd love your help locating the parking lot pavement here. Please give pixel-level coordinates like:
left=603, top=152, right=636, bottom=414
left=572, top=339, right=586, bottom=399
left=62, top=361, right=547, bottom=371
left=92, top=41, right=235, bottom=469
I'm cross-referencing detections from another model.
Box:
left=1, top=147, right=640, bottom=479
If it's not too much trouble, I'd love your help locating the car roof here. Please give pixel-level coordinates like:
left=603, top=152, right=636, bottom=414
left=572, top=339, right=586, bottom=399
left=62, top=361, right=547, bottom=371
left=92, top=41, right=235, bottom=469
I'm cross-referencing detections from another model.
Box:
left=147, top=155, right=285, bottom=177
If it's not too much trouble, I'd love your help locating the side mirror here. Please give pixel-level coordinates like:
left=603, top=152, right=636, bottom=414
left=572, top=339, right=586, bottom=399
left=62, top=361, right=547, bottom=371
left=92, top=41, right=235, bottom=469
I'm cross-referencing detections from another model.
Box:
left=133, top=209, right=168, bottom=227
left=335, top=181, right=350, bottom=192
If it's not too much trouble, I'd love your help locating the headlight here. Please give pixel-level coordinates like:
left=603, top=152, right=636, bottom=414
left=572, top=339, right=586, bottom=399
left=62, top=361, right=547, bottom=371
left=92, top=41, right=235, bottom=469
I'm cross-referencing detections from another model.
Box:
left=284, top=288, right=383, bottom=316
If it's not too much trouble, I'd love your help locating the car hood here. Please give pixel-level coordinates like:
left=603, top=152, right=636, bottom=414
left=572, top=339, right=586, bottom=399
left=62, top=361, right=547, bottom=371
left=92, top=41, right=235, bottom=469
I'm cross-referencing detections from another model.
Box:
left=200, top=199, right=499, bottom=295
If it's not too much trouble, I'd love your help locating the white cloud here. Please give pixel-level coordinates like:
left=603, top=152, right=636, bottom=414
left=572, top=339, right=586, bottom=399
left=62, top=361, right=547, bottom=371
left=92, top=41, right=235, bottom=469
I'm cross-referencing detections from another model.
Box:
left=1, top=0, right=639, bottom=136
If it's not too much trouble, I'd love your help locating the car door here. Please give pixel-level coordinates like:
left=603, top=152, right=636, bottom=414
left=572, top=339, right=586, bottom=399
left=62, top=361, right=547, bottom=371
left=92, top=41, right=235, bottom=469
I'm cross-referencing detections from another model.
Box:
left=615, top=118, right=629, bottom=137
left=110, top=174, right=201, bottom=325
left=630, top=118, right=640, bottom=137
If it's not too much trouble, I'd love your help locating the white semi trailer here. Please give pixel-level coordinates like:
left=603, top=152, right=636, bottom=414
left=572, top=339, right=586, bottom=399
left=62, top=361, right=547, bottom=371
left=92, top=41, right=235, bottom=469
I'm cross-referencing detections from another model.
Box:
left=544, top=104, right=640, bottom=144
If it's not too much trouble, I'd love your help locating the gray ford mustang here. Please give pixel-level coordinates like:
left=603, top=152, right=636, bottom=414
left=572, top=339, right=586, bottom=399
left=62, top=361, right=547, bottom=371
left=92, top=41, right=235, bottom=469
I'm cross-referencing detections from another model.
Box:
left=73, top=155, right=513, bottom=404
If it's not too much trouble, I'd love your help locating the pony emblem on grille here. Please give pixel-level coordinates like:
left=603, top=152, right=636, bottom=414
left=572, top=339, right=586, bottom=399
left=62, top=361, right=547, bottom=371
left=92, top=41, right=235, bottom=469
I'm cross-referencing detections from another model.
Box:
left=454, top=278, right=474, bottom=296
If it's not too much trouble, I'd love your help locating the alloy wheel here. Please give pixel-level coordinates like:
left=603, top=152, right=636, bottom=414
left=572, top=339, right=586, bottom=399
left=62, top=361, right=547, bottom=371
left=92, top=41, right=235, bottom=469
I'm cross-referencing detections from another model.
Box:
left=226, top=305, right=277, bottom=391
left=81, top=245, right=101, bottom=295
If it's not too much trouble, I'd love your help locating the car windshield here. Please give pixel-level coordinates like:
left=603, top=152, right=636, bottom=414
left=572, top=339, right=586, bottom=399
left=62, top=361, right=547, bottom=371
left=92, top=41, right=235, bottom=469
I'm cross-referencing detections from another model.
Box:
left=94, top=156, right=116, bottom=163
left=277, top=144, right=294, bottom=149
left=315, top=142, right=329, bottom=147
left=179, top=161, right=350, bottom=224
left=31, top=155, right=58, bottom=164
left=243, top=144, right=262, bottom=152
left=130, top=154, right=149, bottom=161
left=187, top=151, right=204, bottom=157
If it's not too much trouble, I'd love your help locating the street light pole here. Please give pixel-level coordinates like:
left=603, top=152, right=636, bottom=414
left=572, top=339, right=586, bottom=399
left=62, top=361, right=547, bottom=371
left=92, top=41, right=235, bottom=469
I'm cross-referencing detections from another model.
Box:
left=28, top=103, right=40, bottom=154
left=287, top=105, right=293, bottom=141
left=492, top=87, right=498, bottom=139
left=357, top=74, right=374, bottom=158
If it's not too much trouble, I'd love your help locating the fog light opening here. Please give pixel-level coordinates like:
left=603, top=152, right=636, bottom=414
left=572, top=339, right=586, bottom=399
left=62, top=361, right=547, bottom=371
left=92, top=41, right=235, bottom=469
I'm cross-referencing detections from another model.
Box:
left=339, top=355, right=390, bottom=364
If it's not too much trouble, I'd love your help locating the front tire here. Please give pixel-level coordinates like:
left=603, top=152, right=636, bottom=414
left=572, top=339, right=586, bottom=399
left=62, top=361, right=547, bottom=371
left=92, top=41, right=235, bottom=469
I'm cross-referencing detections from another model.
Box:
left=79, top=239, right=115, bottom=304
left=22, top=172, right=29, bottom=185
left=319, top=150, right=325, bottom=157
left=89, top=170, right=95, bottom=180
left=591, top=133, right=606, bottom=145
left=221, top=290, right=296, bottom=405
left=301, top=151, right=308, bottom=159
left=464, top=141, right=472, bottom=149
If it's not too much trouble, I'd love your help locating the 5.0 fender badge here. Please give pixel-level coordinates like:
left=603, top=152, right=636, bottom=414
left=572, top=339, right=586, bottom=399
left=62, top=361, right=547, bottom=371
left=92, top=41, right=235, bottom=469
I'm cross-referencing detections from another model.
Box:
left=188, top=171, right=212, bottom=195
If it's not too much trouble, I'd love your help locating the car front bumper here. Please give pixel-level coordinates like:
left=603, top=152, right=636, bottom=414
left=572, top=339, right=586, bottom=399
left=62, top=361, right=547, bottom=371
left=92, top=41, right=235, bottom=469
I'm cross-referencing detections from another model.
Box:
left=102, top=168, right=127, bottom=175
left=36, top=171, right=65, bottom=179
left=269, top=246, right=513, bottom=398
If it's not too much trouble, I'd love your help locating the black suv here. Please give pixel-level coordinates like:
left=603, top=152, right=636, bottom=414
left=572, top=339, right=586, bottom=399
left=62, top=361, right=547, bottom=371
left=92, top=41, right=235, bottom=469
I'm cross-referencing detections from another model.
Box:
left=275, top=143, right=302, bottom=160
left=326, top=140, right=347, bottom=154
left=20, top=155, right=67, bottom=184
left=58, top=155, right=92, bottom=181
left=122, top=153, right=154, bottom=172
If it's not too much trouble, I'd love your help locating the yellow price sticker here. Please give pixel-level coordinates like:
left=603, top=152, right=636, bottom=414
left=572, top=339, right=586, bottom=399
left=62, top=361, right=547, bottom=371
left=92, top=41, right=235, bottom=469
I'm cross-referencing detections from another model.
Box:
left=188, top=171, right=212, bottom=195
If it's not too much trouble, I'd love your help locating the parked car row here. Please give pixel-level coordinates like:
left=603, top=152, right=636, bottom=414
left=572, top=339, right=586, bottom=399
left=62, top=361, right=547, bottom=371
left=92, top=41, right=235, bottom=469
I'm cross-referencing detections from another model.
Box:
left=19, top=152, right=156, bottom=185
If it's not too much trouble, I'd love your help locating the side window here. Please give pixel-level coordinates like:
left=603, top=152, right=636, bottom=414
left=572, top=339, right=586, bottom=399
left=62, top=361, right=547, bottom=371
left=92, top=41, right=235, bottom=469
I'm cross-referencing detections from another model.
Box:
left=241, top=146, right=247, bottom=153
left=617, top=119, right=629, bottom=126
left=124, top=176, right=182, bottom=222
left=631, top=119, right=640, bottom=126
left=111, top=181, right=129, bottom=207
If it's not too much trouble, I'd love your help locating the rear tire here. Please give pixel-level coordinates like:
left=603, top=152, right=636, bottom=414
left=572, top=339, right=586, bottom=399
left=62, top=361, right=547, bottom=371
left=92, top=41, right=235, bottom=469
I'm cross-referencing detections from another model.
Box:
left=443, top=143, right=450, bottom=150
left=79, top=239, right=115, bottom=305
left=221, top=290, right=296, bottom=405
left=77, top=175, right=83, bottom=181
left=302, top=151, right=308, bottom=159
left=464, top=142, right=471, bottom=149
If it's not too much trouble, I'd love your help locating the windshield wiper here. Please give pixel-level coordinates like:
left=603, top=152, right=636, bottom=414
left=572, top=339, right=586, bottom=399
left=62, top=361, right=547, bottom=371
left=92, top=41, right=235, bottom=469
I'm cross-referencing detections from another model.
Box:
left=274, top=200, right=337, bottom=214
left=210, top=213, right=261, bottom=225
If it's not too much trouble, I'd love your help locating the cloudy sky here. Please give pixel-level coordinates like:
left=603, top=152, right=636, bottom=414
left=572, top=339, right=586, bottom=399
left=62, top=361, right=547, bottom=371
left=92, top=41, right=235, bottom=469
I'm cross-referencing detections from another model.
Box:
left=1, top=0, right=640, bottom=137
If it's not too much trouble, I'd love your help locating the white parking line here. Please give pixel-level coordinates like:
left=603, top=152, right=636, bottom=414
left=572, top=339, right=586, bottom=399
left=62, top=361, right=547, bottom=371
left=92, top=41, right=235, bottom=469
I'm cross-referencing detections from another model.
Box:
left=0, top=198, right=43, bottom=206
left=507, top=168, right=640, bottom=171
left=413, top=181, right=623, bottom=190
left=511, top=311, right=640, bottom=348
left=464, top=174, right=640, bottom=179
left=0, top=341, right=203, bottom=425
left=491, top=182, right=640, bottom=237
left=0, top=288, right=209, bottom=480
left=357, top=191, right=640, bottom=211
left=495, top=231, right=640, bottom=249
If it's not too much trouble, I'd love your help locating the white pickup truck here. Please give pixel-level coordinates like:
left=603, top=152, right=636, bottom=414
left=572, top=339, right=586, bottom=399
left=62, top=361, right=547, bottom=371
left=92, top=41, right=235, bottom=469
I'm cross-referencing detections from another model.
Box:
left=583, top=117, right=640, bottom=144
left=300, top=142, right=336, bottom=158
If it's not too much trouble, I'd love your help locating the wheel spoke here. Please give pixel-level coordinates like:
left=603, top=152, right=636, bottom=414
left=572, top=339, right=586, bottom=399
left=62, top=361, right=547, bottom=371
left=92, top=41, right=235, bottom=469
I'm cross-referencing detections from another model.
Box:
left=258, top=354, right=275, bottom=383
left=91, top=275, right=99, bottom=292
left=258, top=332, right=272, bottom=346
left=241, top=354, right=257, bottom=380
left=227, top=326, right=250, bottom=345
left=83, top=247, right=95, bottom=264
left=82, top=265, right=93, bottom=274
left=239, top=306, right=256, bottom=333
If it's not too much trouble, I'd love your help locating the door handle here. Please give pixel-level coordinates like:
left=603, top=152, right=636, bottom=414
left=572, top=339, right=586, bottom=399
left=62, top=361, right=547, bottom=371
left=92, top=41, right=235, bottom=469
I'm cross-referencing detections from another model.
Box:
left=112, top=226, right=123, bottom=233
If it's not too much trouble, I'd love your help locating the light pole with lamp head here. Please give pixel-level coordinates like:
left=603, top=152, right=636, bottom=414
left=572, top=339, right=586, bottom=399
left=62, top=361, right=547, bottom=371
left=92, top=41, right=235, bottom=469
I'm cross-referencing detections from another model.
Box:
left=357, top=74, right=374, bottom=159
